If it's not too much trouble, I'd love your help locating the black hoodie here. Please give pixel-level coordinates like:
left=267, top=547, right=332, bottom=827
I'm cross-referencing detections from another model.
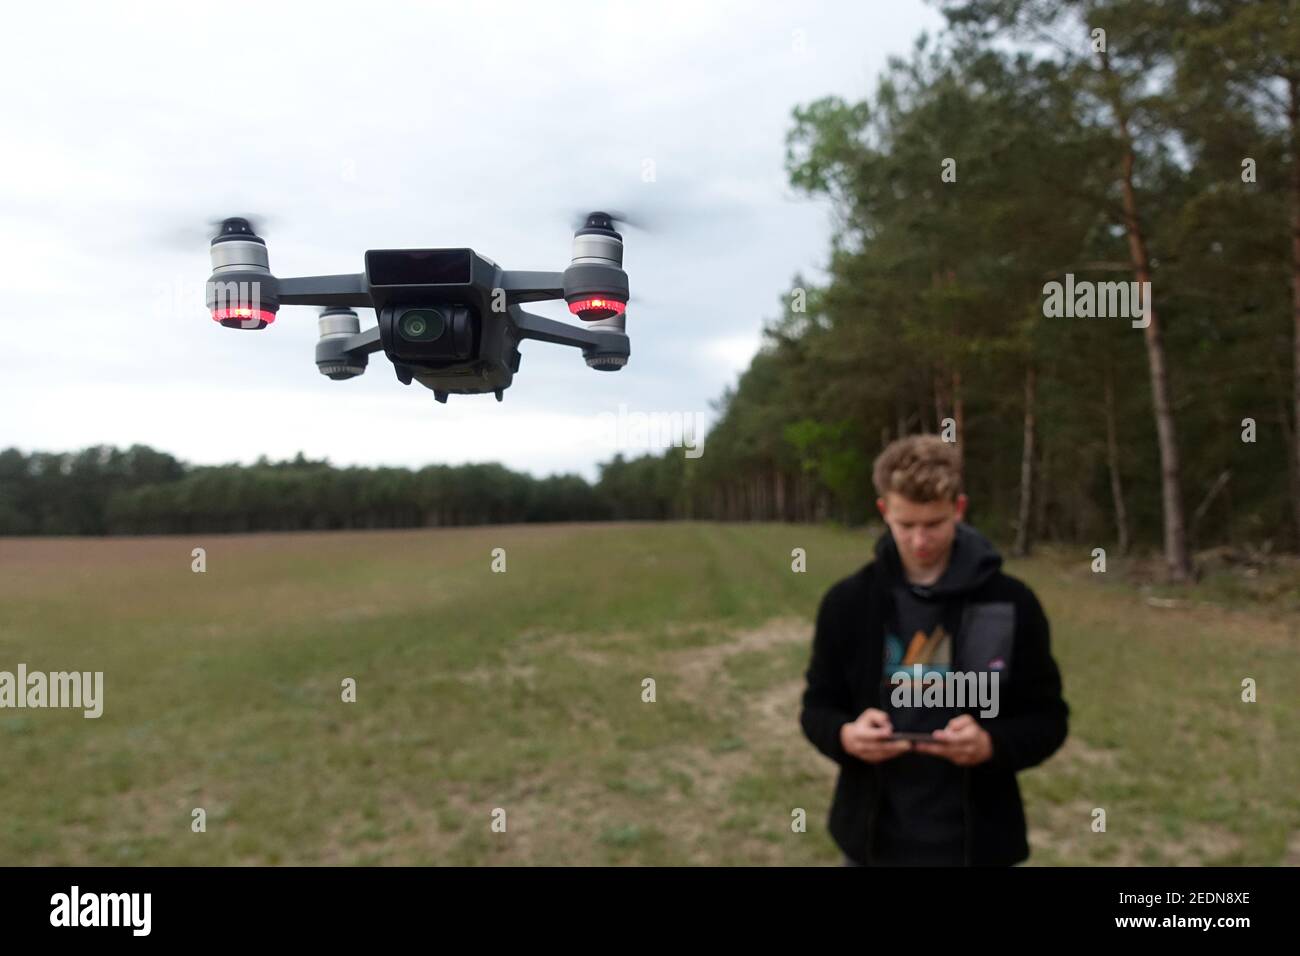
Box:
left=873, top=524, right=1005, bottom=864
left=799, top=523, right=1069, bottom=865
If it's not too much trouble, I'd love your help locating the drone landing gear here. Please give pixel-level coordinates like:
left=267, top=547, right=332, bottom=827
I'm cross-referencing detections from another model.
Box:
left=434, top=390, right=448, bottom=404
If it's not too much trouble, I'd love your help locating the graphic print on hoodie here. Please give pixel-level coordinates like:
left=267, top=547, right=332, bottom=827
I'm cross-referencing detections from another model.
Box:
left=872, top=522, right=1004, bottom=866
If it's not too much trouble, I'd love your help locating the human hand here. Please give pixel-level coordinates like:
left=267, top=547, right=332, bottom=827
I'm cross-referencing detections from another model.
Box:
left=840, top=708, right=913, bottom=764
left=912, top=714, right=993, bottom=766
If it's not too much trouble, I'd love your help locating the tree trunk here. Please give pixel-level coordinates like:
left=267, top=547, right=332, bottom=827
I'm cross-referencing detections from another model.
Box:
left=1013, top=365, right=1036, bottom=557
left=951, top=367, right=964, bottom=465
left=1190, top=470, right=1232, bottom=553
left=1103, top=367, right=1131, bottom=555
left=1289, top=77, right=1300, bottom=550
left=934, top=369, right=946, bottom=434
left=1034, top=441, right=1050, bottom=544
left=1102, top=50, right=1192, bottom=581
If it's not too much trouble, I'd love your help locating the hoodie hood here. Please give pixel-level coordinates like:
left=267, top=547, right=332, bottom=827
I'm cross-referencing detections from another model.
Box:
left=873, top=522, right=1003, bottom=599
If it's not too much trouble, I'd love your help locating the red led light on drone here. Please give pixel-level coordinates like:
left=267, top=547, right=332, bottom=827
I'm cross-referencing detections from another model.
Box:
left=567, top=297, right=626, bottom=319
left=211, top=307, right=277, bottom=325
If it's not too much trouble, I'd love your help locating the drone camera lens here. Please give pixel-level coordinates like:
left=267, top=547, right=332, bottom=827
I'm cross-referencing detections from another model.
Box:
left=398, top=309, right=446, bottom=342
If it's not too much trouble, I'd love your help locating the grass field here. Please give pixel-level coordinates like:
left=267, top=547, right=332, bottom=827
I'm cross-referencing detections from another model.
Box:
left=0, top=522, right=1296, bottom=865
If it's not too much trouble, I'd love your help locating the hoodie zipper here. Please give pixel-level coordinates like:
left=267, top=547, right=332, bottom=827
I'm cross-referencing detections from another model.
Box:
left=953, top=599, right=973, bottom=866
left=865, top=767, right=882, bottom=865
left=863, top=576, right=888, bottom=866
left=962, top=766, right=972, bottom=866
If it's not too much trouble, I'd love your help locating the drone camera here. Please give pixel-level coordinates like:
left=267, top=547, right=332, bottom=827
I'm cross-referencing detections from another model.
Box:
left=385, top=304, right=477, bottom=363
left=397, top=308, right=446, bottom=342
left=207, top=217, right=280, bottom=330
left=366, top=249, right=490, bottom=369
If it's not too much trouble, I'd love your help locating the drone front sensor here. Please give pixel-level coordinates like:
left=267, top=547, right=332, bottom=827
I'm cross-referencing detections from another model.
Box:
left=204, top=213, right=633, bottom=403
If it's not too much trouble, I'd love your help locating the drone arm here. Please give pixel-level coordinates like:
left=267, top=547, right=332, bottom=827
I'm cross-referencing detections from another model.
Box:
left=514, top=308, right=630, bottom=374
left=499, top=270, right=564, bottom=304
left=343, top=324, right=383, bottom=355
left=278, top=274, right=372, bottom=308
left=514, top=309, right=616, bottom=349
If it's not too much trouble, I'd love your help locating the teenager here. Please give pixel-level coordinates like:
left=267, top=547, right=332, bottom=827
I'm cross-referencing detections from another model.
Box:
left=800, top=435, right=1068, bottom=865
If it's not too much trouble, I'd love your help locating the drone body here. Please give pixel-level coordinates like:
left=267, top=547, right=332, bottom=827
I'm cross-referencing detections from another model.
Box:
left=205, top=213, right=631, bottom=402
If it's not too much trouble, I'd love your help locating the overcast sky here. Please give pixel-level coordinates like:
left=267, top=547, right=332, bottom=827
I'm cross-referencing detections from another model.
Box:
left=0, top=0, right=942, bottom=482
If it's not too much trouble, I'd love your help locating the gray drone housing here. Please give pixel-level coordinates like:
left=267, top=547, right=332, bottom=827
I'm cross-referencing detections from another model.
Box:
left=206, top=215, right=632, bottom=403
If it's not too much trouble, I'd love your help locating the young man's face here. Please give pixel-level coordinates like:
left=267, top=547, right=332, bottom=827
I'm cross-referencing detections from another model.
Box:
left=876, top=492, right=968, bottom=576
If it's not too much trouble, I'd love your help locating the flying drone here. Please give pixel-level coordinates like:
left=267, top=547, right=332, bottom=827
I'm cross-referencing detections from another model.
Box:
left=204, top=212, right=632, bottom=402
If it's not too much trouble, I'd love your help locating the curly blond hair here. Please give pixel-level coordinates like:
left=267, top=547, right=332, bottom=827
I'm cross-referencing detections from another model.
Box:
left=872, top=435, right=962, bottom=503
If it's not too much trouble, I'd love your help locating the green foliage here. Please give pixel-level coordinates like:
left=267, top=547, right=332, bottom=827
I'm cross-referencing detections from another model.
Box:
left=0, top=446, right=615, bottom=535
left=691, top=7, right=1298, bottom=550
left=784, top=420, right=872, bottom=523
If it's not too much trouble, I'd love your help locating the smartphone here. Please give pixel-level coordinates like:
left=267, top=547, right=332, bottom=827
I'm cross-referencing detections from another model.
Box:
left=886, top=732, right=945, bottom=743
